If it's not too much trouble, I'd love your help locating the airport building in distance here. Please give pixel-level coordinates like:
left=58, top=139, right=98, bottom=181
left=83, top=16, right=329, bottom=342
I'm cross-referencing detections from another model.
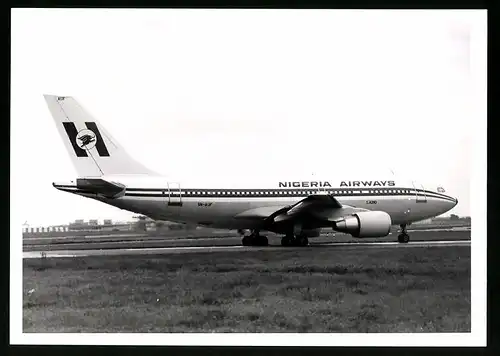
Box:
left=21, top=216, right=185, bottom=236
left=21, top=214, right=470, bottom=237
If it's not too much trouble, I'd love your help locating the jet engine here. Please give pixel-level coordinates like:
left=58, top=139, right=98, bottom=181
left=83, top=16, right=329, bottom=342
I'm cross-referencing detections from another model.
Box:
left=333, top=211, right=392, bottom=238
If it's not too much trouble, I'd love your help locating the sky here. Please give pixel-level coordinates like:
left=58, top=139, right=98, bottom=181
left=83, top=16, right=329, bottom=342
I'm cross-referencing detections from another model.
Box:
left=11, top=9, right=485, bottom=226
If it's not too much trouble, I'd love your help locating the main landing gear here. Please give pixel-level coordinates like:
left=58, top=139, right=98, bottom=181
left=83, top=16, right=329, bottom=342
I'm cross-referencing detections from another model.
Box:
left=241, top=230, right=269, bottom=246
left=398, top=224, right=410, bottom=243
left=281, top=233, right=309, bottom=247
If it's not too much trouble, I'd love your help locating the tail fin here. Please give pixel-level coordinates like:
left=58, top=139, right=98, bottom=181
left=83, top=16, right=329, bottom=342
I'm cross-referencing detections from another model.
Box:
left=44, top=95, right=158, bottom=177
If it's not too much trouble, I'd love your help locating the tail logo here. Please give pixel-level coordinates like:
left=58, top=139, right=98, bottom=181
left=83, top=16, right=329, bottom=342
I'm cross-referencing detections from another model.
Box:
left=62, top=122, right=110, bottom=157
left=76, top=129, right=97, bottom=150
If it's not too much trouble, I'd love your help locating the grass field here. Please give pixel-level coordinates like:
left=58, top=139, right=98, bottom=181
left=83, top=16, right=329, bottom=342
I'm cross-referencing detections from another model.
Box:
left=23, top=245, right=470, bottom=333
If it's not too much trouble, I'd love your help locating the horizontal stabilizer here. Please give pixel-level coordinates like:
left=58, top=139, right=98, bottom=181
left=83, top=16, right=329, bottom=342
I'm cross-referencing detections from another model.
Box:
left=53, top=179, right=126, bottom=198
left=76, top=178, right=126, bottom=198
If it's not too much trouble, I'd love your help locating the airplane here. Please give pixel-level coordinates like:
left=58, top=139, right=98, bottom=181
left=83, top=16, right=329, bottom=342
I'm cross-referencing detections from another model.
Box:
left=44, top=94, right=459, bottom=247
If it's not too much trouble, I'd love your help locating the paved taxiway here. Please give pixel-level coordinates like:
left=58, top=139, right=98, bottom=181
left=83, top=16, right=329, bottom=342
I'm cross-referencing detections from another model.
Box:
left=23, top=240, right=470, bottom=259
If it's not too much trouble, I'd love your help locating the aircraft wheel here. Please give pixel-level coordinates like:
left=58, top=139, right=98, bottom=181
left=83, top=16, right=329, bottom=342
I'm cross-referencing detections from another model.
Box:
left=281, top=235, right=293, bottom=247
left=398, top=233, right=410, bottom=243
left=257, top=235, right=269, bottom=246
left=297, top=235, right=309, bottom=247
left=242, top=236, right=252, bottom=246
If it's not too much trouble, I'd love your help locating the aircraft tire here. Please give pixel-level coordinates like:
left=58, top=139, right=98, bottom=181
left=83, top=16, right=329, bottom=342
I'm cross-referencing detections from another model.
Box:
left=242, top=236, right=252, bottom=246
left=398, top=233, right=410, bottom=243
left=257, top=235, right=269, bottom=246
left=281, top=235, right=293, bottom=247
left=296, top=235, right=309, bottom=247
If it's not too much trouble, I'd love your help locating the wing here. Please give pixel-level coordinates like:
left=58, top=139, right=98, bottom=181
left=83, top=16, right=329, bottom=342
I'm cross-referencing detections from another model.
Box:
left=271, top=194, right=370, bottom=223
left=234, top=192, right=369, bottom=226
left=272, top=193, right=342, bottom=223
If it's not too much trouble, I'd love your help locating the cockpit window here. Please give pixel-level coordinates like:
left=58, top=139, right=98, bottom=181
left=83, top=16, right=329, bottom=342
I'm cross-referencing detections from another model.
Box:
left=437, top=187, right=446, bottom=193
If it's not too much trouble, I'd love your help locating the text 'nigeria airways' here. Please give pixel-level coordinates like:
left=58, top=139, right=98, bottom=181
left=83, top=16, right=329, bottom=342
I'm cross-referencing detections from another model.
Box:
left=278, top=181, right=396, bottom=188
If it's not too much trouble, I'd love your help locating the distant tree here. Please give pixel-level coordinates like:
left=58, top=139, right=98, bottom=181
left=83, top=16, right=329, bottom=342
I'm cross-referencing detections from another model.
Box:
left=450, top=214, right=460, bottom=220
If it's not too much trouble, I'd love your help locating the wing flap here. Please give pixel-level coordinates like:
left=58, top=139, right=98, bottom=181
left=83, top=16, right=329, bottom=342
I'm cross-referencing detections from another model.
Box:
left=234, top=206, right=288, bottom=220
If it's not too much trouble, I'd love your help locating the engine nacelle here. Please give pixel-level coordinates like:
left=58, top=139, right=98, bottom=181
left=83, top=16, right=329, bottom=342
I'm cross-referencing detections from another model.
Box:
left=334, top=211, right=392, bottom=238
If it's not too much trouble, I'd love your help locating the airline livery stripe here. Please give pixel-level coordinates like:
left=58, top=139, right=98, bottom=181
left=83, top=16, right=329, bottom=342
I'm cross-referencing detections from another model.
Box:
left=62, top=122, right=88, bottom=157
left=123, top=188, right=455, bottom=202
left=55, top=185, right=456, bottom=203
left=123, top=191, right=455, bottom=202
left=85, top=122, right=110, bottom=157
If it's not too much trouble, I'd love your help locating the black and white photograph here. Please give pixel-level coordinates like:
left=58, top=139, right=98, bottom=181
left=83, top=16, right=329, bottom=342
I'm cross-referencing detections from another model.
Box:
left=10, top=8, right=486, bottom=346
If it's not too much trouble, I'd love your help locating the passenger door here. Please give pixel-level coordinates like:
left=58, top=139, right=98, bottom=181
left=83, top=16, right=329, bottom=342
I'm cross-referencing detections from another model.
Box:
left=166, top=182, right=183, bottom=207
left=412, top=181, right=427, bottom=203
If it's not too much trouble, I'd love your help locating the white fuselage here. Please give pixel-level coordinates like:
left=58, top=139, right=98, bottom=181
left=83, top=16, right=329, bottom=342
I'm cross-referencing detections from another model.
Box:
left=54, top=175, right=458, bottom=233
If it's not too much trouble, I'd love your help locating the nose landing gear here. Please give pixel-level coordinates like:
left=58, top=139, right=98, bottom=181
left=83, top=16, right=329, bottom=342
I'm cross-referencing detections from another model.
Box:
left=398, top=224, right=410, bottom=243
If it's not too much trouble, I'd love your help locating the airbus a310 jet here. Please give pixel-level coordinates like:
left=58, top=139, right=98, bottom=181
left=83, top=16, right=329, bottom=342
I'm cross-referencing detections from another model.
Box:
left=44, top=95, right=458, bottom=247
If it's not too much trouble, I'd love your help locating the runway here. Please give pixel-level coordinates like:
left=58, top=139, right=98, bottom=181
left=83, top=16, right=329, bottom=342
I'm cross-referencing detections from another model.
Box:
left=22, top=239, right=470, bottom=259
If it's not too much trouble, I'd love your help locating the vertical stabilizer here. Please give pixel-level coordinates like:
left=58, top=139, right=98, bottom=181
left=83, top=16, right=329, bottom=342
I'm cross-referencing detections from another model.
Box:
left=44, top=95, right=158, bottom=177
